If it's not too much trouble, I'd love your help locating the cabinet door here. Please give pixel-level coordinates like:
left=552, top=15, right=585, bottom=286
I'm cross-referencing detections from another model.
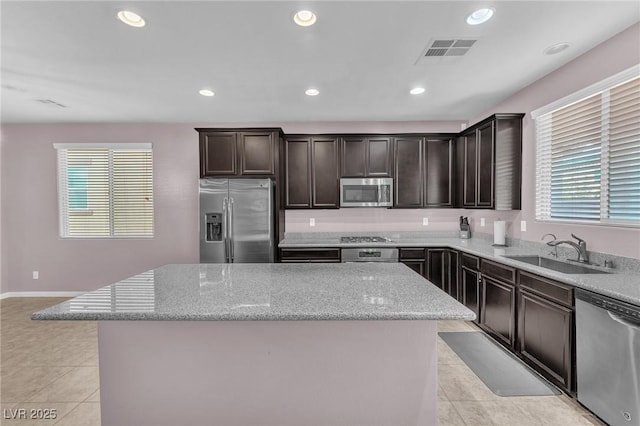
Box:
left=462, top=132, right=477, bottom=207
left=476, top=122, right=494, bottom=207
left=280, top=248, right=341, bottom=263
left=426, top=248, right=447, bottom=292
left=394, top=137, right=424, bottom=207
left=401, top=260, right=425, bottom=277
left=340, top=137, right=366, bottom=177
left=239, top=132, right=274, bottom=175
left=481, top=276, right=516, bottom=348
left=285, top=138, right=311, bottom=208
left=311, top=137, right=339, bottom=208
left=367, top=137, right=393, bottom=177
left=200, top=132, right=237, bottom=176
left=425, top=138, right=454, bottom=207
left=447, top=250, right=460, bottom=301
left=461, top=267, right=481, bottom=321
left=518, top=290, right=573, bottom=392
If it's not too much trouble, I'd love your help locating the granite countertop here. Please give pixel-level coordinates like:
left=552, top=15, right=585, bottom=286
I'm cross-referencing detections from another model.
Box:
left=31, top=263, right=476, bottom=321
left=279, top=233, right=640, bottom=306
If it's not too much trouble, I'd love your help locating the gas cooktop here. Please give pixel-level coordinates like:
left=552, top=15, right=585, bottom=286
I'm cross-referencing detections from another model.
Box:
left=340, top=236, right=390, bottom=243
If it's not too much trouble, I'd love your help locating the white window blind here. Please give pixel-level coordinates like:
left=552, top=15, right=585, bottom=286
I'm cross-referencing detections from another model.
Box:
left=55, top=144, right=154, bottom=238
left=607, top=77, right=640, bottom=222
left=533, top=66, right=640, bottom=226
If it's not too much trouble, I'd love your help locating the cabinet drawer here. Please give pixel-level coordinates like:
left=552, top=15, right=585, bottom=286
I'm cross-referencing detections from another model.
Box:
left=481, top=259, right=516, bottom=284
left=461, top=253, right=480, bottom=270
left=518, top=271, right=574, bottom=308
left=280, top=248, right=341, bottom=262
left=399, top=248, right=425, bottom=260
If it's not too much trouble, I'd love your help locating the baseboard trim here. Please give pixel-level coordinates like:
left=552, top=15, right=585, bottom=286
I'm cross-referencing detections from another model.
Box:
left=0, top=291, right=84, bottom=300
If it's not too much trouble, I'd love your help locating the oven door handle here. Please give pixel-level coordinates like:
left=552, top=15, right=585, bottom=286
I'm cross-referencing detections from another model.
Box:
left=607, top=311, right=640, bottom=329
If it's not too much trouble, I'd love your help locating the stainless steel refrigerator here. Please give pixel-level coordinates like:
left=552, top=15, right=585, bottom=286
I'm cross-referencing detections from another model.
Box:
left=199, top=178, right=275, bottom=263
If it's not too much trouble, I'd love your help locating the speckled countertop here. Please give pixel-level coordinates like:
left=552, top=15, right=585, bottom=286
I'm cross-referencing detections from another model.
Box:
left=279, top=233, right=640, bottom=306
left=31, top=263, right=476, bottom=321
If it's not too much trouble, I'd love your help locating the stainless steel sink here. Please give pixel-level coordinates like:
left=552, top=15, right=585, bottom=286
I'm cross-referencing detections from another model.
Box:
left=503, top=255, right=610, bottom=274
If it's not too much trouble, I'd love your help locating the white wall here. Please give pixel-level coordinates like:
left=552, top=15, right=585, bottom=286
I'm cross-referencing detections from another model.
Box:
left=1, top=124, right=200, bottom=293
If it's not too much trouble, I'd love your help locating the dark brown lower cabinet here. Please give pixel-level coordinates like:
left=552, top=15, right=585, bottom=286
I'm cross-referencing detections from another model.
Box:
left=461, top=268, right=480, bottom=321
left=426, top=249, right=446, bottom=290
left=481, top=276, right=516, bottom=349
left=518, top=271, right=575, bottom=393
left=479, top=259, right=517, bottom=349
left=279, top=248, right=341, bottom=263
left=448, top=250, right=459, bottom=300
left=426, top=248, right=459, bottom=299
left=399, top=248, right=426, bottom=277
left=401, top=248, right=458, bottom=300
left=460, top=253, right=481, bottom=322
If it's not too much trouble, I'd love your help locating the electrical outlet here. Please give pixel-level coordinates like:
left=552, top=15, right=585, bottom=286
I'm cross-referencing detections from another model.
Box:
left=520, top=220, right=527, bottom=232
left=480, top=218, right=485, bottom=227
left=309, top=218, right=315, bottom=227
left=32, top=271, right=39, bottom=280
left=422, top=217, right=429, bottom=226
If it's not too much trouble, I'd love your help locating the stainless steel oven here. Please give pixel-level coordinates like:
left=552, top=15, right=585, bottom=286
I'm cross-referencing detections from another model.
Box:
left=340, top=178, right=393, bottom=208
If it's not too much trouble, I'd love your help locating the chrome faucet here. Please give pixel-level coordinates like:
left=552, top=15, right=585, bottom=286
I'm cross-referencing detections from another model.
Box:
left=541, top=233, right=558, bottom=257
left=546, top=233, right=590, bottom=264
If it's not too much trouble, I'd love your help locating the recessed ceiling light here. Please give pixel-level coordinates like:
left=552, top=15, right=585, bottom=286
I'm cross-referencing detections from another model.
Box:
left=544, top=42, right=570, bottom=55
left=466, top=8, right=494, bottom=25
left=305, top=88, right=320, bottom=96
left=199, top=89, right=215, bottom=97
left=117, top=10, right=146, bottom=28
left=410, top=87, right=426, bottom=95
left=294, top=10, right=317, bottom=27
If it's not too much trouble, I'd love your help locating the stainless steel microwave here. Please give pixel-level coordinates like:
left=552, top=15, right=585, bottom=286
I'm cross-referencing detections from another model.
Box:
left=340, top=178, right=393, bottom=208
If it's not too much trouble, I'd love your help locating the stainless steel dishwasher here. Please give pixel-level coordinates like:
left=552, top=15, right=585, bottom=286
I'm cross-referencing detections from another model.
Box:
left=575, top=288, right=640, bottom=425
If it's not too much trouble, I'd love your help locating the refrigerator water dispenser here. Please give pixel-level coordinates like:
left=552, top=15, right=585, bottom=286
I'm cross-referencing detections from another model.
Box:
left=205, top=213, right=223, bottom=242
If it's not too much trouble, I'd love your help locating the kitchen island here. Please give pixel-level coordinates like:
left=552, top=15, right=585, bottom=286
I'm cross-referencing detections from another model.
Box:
left=33, top=263, right=474, bottom=426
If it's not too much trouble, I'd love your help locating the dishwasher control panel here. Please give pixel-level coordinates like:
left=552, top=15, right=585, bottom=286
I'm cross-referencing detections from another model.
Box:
left=576, top=289, right=640, bottom=321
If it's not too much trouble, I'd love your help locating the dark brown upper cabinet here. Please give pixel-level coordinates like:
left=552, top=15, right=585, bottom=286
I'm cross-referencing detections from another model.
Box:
left=457, top=114, right=524, bottom=210
left=394, top=136, right=424, bottom=208
left=284, top=136, right=339, bottom=209
left=340, top=136, right=393, bottom=178
left=285, top=138, right=312, bottom=208
left=425, top=137, right=454, bottom=207
left=394, top=135, right=455, bottom=208
left=197, top=129, right=279, bottom=178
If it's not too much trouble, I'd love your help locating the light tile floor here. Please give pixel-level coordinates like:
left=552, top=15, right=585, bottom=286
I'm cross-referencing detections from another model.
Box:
left=1, top=298, right=603, bottom=426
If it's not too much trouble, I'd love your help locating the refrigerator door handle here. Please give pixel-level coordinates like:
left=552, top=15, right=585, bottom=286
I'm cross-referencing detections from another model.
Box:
left=222, top=197, right=229, bottom=263
left=229, top=197, right=235, bottom=262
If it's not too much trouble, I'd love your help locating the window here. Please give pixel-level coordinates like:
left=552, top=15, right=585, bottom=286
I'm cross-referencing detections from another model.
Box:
left=55, top=143, right=154, bottom=238
left=532, top=65, right=640, bottom=226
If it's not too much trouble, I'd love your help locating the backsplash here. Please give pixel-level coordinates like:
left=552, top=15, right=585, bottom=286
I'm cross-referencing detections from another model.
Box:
left=285, top=209, right=521, bottom=234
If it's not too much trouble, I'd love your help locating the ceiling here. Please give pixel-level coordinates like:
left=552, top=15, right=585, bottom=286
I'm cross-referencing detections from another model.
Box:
left=2, top=1, right=639, bottom=124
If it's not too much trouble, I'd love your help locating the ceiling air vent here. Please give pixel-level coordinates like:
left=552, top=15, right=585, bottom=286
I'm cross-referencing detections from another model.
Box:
left=417, top=38, right=478, bottom=64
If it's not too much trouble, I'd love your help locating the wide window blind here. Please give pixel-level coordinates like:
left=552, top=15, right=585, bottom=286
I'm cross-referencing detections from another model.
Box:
left=55, top=144, right=154, bottom=238
left=533, top=65, right=640, bottom=227
left=549, top=93, right=602, bottom=220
